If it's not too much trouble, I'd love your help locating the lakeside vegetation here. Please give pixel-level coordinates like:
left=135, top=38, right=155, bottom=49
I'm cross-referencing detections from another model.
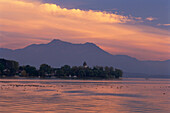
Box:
left=0, top=58, right=123, bottom=79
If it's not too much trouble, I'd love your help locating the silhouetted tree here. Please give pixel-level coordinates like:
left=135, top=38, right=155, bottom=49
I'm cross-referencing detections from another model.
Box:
left=20, top=65, right=38, bottom=77
left=115, top=69, right=123, bottom=78
left=0, top=63, right=5, bottom=76
left=39, top=64, right=52, bottom=77
left=0, top=59, right=19, bottom=76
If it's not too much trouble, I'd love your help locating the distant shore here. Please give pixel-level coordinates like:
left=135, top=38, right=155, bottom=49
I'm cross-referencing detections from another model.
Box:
left=1, top=59, right=123, bottom=80
left=0, top=76, right=122, bottom=80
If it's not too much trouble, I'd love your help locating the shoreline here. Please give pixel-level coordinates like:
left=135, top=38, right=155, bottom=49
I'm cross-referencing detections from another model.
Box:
left=0, top=76, right=122, bottom=80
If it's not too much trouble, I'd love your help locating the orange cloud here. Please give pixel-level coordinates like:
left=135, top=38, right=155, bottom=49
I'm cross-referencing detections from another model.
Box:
left=146, top=17, right=157, bottom=21
left=0, top=0, right=169, bottom=61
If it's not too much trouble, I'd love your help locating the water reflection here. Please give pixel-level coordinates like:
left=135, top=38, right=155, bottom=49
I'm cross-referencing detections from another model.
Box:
left=0, top=78, right=169, bottom=113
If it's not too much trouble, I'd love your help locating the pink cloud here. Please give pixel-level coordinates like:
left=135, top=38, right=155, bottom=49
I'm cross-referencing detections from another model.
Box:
left=0, top=0, right=169, bottom=61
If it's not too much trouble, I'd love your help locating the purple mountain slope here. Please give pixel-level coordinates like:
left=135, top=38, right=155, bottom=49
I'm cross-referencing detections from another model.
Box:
left=0, top=39, right=169, bottom=77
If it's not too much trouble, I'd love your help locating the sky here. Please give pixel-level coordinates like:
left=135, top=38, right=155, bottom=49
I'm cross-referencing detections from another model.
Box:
left=0, top=0, right=169, bottom=61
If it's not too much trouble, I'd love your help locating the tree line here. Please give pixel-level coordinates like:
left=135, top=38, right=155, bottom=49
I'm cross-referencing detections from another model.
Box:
left=0, top=58, right=123, bottom=79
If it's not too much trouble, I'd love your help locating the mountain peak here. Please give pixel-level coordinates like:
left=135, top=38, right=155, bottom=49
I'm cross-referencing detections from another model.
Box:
left=49, top=39, right=63, bottom=43
left=84, top=42, right=97, bottom=46
left=48, top=39, right=97, bottom=47
left=48, top=39, right=71, bottom=45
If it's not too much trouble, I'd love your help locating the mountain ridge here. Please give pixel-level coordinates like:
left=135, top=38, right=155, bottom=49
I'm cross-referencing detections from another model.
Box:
left=0, top=39, right=169, bottom=77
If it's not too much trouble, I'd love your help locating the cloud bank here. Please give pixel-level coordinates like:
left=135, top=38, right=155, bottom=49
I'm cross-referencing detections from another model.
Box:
left=0, top=0, right=169, bottom=60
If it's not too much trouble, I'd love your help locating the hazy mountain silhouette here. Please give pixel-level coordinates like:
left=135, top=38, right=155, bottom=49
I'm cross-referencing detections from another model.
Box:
left=0, top=39, right=169, bottom=77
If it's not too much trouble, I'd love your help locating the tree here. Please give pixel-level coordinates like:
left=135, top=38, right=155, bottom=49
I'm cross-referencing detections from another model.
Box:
left=0, top=59, right=19, bottom=76
left=0, top=63, right=5, bottom=75
left=20, top=65, right=38, bottom=77
left=104, top=66, right=110, bottom=77
left=21, top=70, right=27, bottom=76
left=39, top=64, right=52, bottom=76
left=115, top=69, right=123, bottom=78
left=61, top=65, right=71, bottom=77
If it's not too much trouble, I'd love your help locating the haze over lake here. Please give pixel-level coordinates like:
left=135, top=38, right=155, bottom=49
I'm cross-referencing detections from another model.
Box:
left=0, top=78, right=169, bottom=113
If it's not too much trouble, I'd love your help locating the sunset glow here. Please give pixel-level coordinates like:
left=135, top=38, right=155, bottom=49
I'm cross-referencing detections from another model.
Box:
left=0, top=0, right=169, bottom=60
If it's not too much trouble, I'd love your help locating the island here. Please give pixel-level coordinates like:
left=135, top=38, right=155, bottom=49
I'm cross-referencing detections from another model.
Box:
left=0, top=58, right=123, bottom=79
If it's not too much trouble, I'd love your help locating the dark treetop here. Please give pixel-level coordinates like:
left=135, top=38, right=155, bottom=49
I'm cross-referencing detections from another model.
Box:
left=0, top=59, right=123, bottom=79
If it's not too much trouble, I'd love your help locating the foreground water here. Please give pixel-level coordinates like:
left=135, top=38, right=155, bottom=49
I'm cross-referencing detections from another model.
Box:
left=0, top=78, right=169, bottom=113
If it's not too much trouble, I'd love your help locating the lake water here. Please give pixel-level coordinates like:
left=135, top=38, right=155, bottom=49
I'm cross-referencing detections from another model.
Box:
left=0, top=78, right=169, bottom=113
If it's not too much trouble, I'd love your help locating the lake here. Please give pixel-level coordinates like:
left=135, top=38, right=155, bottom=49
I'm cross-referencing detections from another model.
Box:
left=0, top=78, right=169, bottom=113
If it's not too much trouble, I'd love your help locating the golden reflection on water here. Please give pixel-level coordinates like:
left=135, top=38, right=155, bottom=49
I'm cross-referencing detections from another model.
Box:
left=0, top=78, right=169, bottom=113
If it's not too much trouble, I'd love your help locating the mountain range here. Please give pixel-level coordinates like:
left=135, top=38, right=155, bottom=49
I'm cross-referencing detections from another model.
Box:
left=0, top=39, right=169, bottom=78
